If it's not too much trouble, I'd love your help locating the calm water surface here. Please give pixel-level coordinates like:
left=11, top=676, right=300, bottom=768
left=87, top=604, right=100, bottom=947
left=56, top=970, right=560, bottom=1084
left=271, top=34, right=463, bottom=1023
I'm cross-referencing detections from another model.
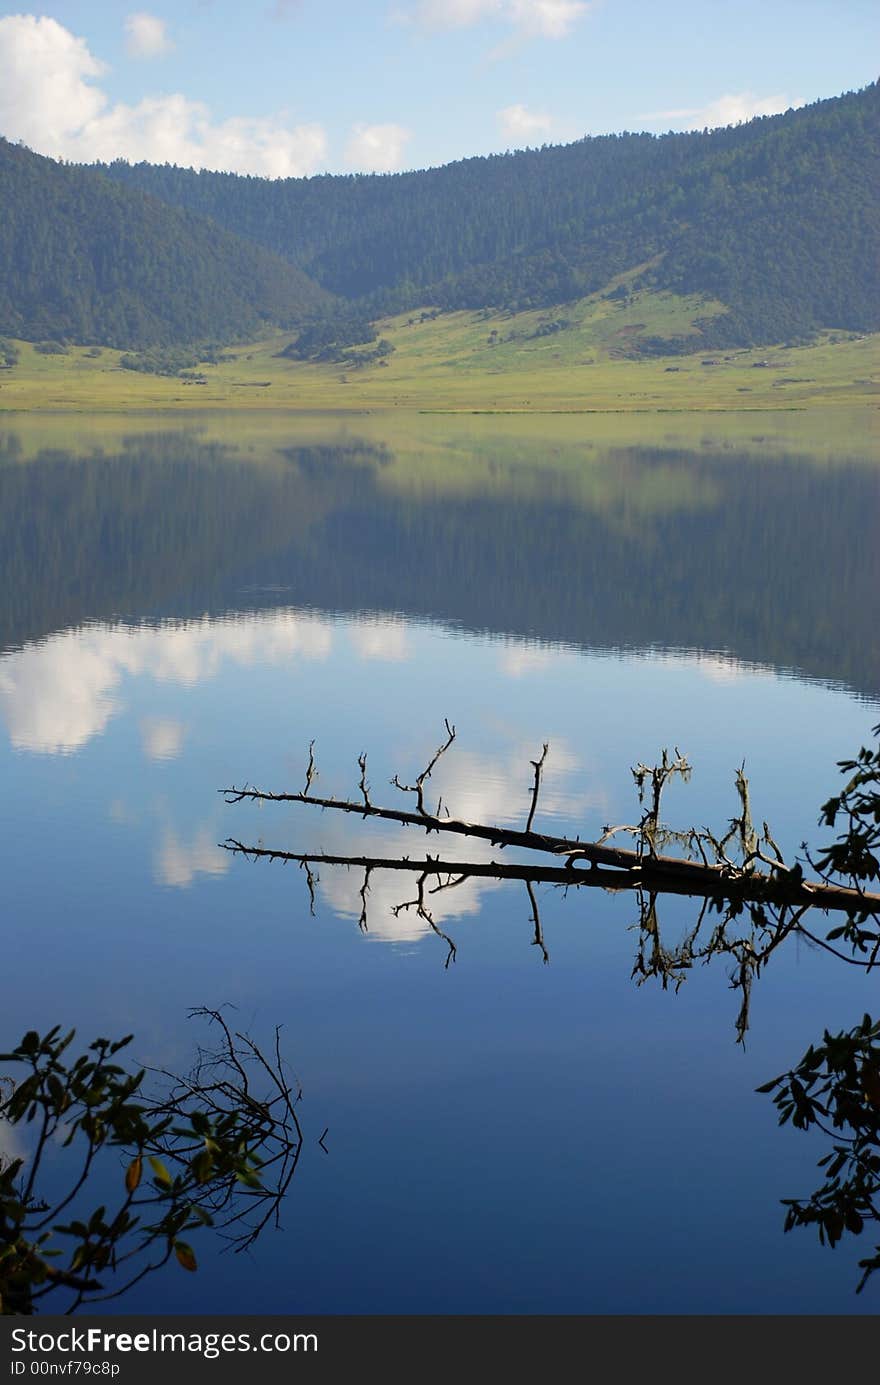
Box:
left=1, top=413, right=878, bottom=1313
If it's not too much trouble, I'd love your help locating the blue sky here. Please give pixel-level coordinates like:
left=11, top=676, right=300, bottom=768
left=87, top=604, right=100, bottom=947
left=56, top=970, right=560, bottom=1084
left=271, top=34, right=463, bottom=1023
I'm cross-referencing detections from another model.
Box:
left=0, top=2, right=876, bottom=175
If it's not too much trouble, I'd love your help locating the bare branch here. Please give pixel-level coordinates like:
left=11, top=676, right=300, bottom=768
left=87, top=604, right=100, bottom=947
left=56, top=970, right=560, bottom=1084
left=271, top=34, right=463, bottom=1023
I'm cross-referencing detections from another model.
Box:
left=221, top=740, right=880, bottom=916
left=357, top=753, right=371, bottom=810
left=303, top=740, right=317, bottom=798
left=391, top=719, right=456, bottom=818
left=525, top=742, right=550, bottom=835
left=392, top=869, right=457, bottom=966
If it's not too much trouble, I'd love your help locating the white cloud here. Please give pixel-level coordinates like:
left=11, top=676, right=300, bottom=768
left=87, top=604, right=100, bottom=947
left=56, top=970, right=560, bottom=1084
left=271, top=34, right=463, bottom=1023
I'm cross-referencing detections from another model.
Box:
left=124, top=12, right=172, bottom=59
left=506, top=0, right=588, bottom=38
left=140, top=717, right=186, bottom=761
left=410, top=0, right=588, bottom=37
left=76, top=96, right=328, bottom=177
left=345, top=122, right=411, bottom=173
left=498, top=102, right=553, bottom=143
left=639, top=91, right=805, bottom=132
left=156, top=825, right=229, bottom=888
left=0, top=14, right=327, bottom=176
left=415, top=0, right=501, bottom=25
left=0, top=15, right=105, bottom=151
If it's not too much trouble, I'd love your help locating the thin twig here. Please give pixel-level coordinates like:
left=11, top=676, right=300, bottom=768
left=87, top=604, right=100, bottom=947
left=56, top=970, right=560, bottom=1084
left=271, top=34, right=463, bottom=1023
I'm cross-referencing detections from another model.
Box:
left=525, top=743, right=550, bottom=835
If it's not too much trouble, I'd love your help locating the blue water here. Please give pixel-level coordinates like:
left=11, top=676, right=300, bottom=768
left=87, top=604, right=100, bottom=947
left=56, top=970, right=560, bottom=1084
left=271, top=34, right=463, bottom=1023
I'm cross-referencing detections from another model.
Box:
left=1, top=418, right=877, bottom=1313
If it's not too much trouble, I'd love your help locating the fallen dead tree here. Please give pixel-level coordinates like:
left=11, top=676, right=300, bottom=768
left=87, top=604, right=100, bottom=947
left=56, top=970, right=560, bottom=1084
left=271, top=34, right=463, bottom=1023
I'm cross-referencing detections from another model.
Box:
left=220, top=722, right=880, bottom=917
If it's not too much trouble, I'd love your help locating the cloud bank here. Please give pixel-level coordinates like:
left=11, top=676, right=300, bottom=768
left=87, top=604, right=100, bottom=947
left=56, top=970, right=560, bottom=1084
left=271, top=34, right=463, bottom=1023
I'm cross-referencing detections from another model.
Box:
left=0, top=14, right=326, bottom=175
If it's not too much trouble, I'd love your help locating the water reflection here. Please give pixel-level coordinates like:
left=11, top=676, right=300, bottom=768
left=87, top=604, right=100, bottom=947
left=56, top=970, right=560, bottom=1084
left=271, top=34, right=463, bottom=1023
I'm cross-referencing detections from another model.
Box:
left=3, top=416, right=880, bottom=1314
left=140, top=716, right=186, bottom=762
left=2, top=602, right=787, bottom=763
left=0, top=612, right=334, bottom=754
left=5, top=723, right=879, bottom=1310
left=211, top=721, right=880, bottom=1296
left=156, top=824, right=230, bottom=889
left=1, top=422, right=877, bottom=696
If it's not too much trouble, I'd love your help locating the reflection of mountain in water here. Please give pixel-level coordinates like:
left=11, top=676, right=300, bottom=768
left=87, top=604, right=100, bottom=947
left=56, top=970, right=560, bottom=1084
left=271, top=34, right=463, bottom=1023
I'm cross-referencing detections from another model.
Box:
left=1, top=430, right=877, bottom=697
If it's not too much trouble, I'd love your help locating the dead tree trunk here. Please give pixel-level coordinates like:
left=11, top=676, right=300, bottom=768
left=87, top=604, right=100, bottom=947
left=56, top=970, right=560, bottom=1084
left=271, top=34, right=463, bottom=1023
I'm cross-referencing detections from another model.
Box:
left=220, top=723, right=880, bottom=916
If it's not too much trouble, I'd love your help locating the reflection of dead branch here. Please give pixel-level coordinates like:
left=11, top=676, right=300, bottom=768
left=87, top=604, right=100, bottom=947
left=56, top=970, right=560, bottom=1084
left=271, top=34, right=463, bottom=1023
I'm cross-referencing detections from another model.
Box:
left=392, top=869, right=457, bottom=967
left=221, top=839, right=804, bottom=902
left=629, top=890, right=817, bottom=1043
left=525, top=880, right=549, bottom=964
left=299, top=859, right=318, bottom=916
left=358, top=865, right=371, bottom=933
left=223, top=838, right=869, bottom=1041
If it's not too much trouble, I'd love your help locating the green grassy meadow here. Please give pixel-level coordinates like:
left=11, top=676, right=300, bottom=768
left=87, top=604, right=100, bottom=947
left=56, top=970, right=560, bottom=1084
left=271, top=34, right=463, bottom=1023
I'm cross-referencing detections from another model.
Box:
left=1, top=285, right=877, bottom=416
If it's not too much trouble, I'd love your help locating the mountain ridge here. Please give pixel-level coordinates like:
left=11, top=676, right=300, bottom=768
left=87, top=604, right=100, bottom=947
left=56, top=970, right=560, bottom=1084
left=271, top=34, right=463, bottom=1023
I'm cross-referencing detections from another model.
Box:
left=0, top=83, right=876, bottom=353
left=95, top=83, right=880, bottom=349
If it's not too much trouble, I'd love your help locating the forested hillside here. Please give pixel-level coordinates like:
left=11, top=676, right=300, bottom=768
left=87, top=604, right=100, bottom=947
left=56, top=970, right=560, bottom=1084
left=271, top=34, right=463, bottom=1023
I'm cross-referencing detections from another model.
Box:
left=1, top=84, right=875, bottom=352
left=0, top=140, right=328, bottom=348
left=99, top=84, right=880, bottom=348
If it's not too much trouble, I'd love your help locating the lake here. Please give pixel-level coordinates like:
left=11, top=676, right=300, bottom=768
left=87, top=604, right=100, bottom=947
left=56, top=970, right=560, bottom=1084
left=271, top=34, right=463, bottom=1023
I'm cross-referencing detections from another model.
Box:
left=1, top=410, right=878, bottom=1314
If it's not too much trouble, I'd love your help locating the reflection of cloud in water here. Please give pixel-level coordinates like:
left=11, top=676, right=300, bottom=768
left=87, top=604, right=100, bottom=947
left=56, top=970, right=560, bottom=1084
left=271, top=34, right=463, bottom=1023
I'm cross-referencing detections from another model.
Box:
left=429, top=738, right=602, bottom=829
left=498, top=642, right=563, bottom=679
left=318, top=831, right=495, bottom=943
left=318, top=735, right=604, bottom=942
left=691, top=653, right=775, bottom=685
left=0, top=611, right=334, bottom=754
left=141, top=717, right=185, bottom=762
left=0, top=635, right=119, bottom=753
left=349, top=618, right=409, bottom=663
left=156, top=825, right=230, bottom=889
left=500, top=637, right=781, bottom=688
